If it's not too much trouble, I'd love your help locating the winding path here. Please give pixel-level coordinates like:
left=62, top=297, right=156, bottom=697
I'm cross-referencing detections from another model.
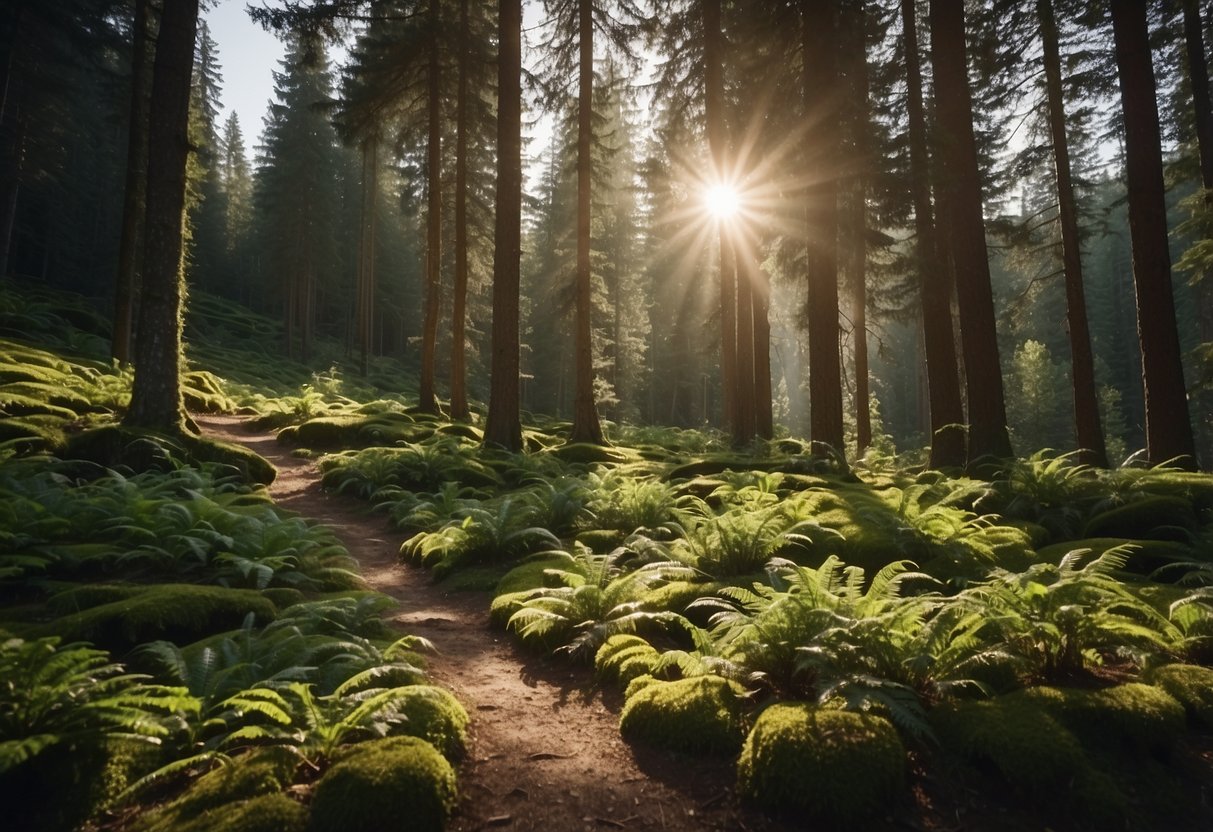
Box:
left=198, top=416, right=786, bottom=832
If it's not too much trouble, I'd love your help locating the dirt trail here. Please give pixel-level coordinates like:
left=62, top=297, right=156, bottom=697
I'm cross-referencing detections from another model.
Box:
left=199, top=416, right=787, bottom=832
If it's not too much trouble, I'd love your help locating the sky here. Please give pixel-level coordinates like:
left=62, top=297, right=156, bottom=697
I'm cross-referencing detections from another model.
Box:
left=206, top=3, right=287, bottom=157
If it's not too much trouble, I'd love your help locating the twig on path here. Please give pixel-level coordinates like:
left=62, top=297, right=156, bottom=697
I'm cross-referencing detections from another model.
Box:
left=527, top=751, right=576, bottom=760
left=699, top=791, right=727, bottom=810
left=594, top=816, right=633, bottom=828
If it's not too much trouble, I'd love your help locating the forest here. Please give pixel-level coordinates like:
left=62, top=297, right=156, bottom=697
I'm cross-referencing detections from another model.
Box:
left=2, top=0, right=1213, bottom=830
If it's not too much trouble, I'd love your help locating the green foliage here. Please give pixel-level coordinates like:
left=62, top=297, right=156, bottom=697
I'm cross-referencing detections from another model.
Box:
left=307, top=736, right=456, bottom=832
left=401, top=497, right=562, bottom=577
left=0, top=637, right=197, bottom=775
left=619, top=676, right=746, bottom=754
left=964, top=547, right=1180, bottom=680
left=320, top=438, right=500, bottom=499
left=736, top=704, right=904, bottom=823
left=585, top=468, right=681, bottom=533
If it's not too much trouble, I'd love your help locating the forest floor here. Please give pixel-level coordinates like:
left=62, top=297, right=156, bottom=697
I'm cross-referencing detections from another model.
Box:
left=198, top=415, right=796, bottom=832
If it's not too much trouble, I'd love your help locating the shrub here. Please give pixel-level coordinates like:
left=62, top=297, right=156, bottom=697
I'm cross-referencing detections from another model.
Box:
left=619, top=676, right=745, bottom=754
left=594, top=635, right=660, bottom=684
left=307, top=736, right=456, bottom=832
left=736, top=704, right=904, bottom=823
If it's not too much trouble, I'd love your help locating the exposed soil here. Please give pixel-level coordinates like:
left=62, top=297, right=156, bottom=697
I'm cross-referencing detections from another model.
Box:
left=198, top=415, right=794, bottom=832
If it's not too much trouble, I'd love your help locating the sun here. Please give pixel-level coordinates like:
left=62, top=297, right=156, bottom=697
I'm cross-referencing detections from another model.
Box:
left=704, top=183, right=740, bottom=219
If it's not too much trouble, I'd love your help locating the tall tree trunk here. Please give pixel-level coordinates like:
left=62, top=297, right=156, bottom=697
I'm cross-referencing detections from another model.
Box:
left=450, top=0, right=471, bottom=421
left=357, top=137, right=378, bottom=377
left=124, top=0, right=200, bottom=432
left=1110, top=0, right=1198, bottom=468
left=734, top=227, right=756, bottom=443
left=419, top=0, right=442, bottom=413
left=484, top=0, right=523, bottom=450
left=570, top=0, right=605, bottom=443
left=1038, top=0, right=1107, bottom=466
left=929, top=0, right=1013, bottom=465
left=753, top=251, right=773, bottom=440
left=113, top=0, right=151, bottom=365
left=704, top=0, right=736, bottom=434
left=905, top=0, right=965, bottom=468
left=846, top=1, right=871, bottom=455
left=803, top=0, right=845, bottom=454
left=0, top=33, right=21, bottom=281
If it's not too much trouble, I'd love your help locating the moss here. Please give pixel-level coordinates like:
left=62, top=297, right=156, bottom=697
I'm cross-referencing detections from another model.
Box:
left=308, top=736, right=456, bottom=832
left=619, top=676, right=745, bottom=754
left=595, top=635, right=660, bottom=684
left=0, top=391, right=77, bottom=420
left=547, top=442, right=633, bottom=465
left=437, top=422, right=483, bottom=441
left=0, top=381, right=92, bottom=413
left=1147, top=664, right=1213, bottom=729
left=278, top=415, right=366, bottom=449
left=736, top=704, right=904, bottom=824
left=395, top=685, right=470, bottom=759
left=261, top=587, right=307, bottom=609
left=1014, top=684, right=1186, bottom=754
left=624, top=673, right=660, bottom=700
left=181, top=435, right=276, bottom=485
left=131, top=749, right=300, bottom=832
left=1083, top=496, right=1198, bottom=541
left=0, top=416, right=67, bottom=452
left=930, top=697, right=1091, bottom=797
left=666, top=458, right=782, bottom=481
left=40, top=584, right=277, bottom=653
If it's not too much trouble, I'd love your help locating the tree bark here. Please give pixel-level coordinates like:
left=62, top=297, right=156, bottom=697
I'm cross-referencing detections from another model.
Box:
left=113, top=0, right=151, bottom=365
left=484, top=0, right=523, bottom=450
left=1110, top=0, right=1198, bottom=468
left=1038, top=0, right=1107, bottom=466
left=124, top=0, right=200, bottom=432
left=803, top=0, right=845, bottom=455
left=733, top=226, right=756, bottom=444
left=570, top=0, right=605, bottom=443
left=419, top=0, right=442, bottom=413
left=929, top=0, right=1013, bottom=465
left=704, top=0, right=736, bottom=435
left=846, top=1, right=871, bottom=456
left=1183, top=0, right=1213, bottom=196
left=357, top=137, right=378, bottom=378
left=752, top=249, right=773, bottom=440
left=450, top=0, right=471, bottom=421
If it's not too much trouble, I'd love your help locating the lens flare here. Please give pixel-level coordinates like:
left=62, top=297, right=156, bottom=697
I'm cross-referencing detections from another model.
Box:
left=704, top=183, right=740, bottom=219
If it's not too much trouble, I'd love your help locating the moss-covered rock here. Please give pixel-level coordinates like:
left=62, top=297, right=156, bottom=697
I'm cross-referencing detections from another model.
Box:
left=45, top=583, right=146, bottom=615
left=547, top=442, right=633, bottom=465
left=931, top=696, right=1091, bottom=797
left=619, top=676, right=745, bottom=754
left=595, top=635, right=660, bottom=684
left=1148, top=664, right=1213, bottom=730
left=308, top=736, right=456, bottom=832
left=736, top=704, right=904, bottom=823
left=40, top=584, right=277, bottom=653
left=63, top=426, right=275, bottom=485
left=1013, top=683, right=1185, bottom=754
left=575, top=528, right=627, bottom=554
left=395, top=685, right=470, bottom=759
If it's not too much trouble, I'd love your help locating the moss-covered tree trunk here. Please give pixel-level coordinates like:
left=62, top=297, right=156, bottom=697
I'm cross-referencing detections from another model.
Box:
left=484, top=0, right=523, bottom=451
left=1110, top=0, right=1198, bottom=469
left=929, top=0, right=1012, bottom=465
left=124, top=0, right=200, bottom=432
